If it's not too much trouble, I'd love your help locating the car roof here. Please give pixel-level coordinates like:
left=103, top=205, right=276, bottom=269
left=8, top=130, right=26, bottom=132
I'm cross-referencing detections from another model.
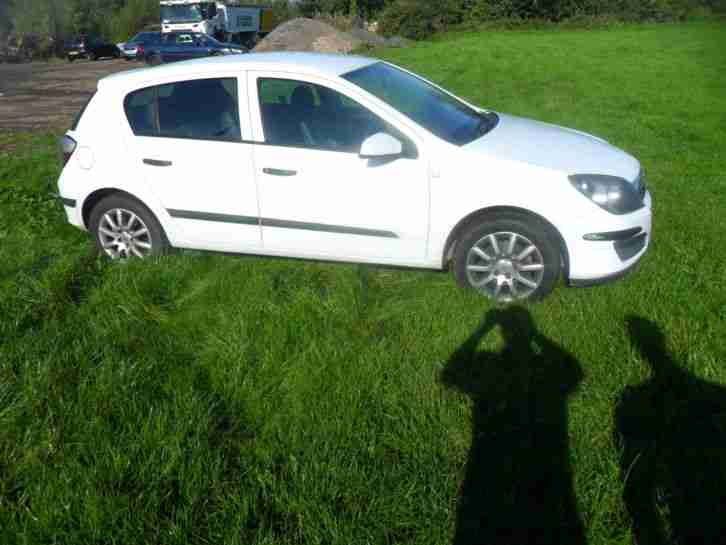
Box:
left=98, top=52, right=379, bottom=91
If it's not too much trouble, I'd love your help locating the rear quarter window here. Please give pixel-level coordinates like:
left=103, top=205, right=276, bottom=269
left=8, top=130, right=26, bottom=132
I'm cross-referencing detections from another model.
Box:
left=124, top=87, right=157, bottom=136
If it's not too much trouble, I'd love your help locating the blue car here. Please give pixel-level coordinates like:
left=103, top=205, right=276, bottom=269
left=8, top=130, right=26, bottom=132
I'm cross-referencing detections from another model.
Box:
left=144, top=32, right=246, bottom=65
left=119, top=32, right=163, bottom=61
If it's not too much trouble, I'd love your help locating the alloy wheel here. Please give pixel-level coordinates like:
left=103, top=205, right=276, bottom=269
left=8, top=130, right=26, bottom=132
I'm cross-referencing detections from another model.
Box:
left=465, top=231, right=546, bottom=302
left=97, top=208, right=153, bottom=259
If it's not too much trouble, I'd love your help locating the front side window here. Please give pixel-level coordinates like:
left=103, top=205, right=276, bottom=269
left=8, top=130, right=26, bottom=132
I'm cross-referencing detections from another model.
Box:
left=124, top=78, right=241, bottom=142
left=257, top=78, right=414, bottom=155
left=343, top=62, right=498, bottom=146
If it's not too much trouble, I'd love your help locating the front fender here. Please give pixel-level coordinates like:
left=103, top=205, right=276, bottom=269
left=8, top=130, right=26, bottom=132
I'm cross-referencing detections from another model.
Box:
left=427, top=154, right=599, bottom=269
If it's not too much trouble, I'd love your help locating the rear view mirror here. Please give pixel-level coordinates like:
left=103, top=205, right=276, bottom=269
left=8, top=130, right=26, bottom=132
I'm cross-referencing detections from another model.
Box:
left=359, top=132, right=403, bottom=160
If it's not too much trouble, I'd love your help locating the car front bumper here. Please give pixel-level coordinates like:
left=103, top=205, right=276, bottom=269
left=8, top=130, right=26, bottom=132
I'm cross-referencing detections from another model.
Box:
left=565, top=190, right=652, bottom=287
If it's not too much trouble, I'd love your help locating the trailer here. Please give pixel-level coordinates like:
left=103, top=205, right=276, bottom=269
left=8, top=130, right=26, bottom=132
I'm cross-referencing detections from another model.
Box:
left=159, top=1, right=274, bottom=47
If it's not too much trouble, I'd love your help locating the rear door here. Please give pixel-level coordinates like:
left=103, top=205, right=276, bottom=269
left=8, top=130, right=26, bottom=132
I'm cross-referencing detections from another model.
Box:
left=123, top=74, right=261, bottom=252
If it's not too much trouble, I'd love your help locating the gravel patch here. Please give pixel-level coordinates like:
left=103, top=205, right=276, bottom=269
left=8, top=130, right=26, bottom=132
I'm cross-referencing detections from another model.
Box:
left=254, top=18, right=407, bottom=54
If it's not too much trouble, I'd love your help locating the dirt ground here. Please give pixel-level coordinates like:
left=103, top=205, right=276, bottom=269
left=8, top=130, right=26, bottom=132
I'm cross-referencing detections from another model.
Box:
left=0, top=58, right=137, bottom=132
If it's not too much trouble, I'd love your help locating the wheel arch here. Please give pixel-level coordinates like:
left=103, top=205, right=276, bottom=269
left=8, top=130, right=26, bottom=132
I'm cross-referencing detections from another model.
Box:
left=82, top=188, right=163, bottom=231
left=442, top=206, right=570, bottom=279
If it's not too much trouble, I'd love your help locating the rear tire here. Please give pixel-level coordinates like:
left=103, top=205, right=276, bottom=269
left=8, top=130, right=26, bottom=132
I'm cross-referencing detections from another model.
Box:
left=89, top=195, right=169, bottom=260
left=453, top=213, right=561, bottom=302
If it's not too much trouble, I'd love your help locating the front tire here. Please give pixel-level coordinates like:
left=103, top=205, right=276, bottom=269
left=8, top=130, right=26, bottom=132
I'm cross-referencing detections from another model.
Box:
left=453, top=214, right=561, bottom=302
left=89, top=195, right=168, bottom=260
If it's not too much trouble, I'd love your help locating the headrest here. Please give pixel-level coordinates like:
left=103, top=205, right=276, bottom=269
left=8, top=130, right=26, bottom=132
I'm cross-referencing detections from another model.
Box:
left=291, top=85, right=315, bottom=109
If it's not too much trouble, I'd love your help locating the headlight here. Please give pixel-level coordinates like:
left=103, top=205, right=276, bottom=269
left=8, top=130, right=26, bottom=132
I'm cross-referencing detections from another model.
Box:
left=568, top=174, right=644, bottom=215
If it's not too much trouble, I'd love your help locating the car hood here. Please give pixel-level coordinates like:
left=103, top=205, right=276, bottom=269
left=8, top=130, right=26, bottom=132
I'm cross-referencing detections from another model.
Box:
left=464, top=113, right=640, bottom=181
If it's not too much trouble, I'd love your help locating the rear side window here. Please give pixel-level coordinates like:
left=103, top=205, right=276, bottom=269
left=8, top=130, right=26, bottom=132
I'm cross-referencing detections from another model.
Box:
left=124, top=78, right=241, bottom=142
left=71, top=92, right=96, bottom=131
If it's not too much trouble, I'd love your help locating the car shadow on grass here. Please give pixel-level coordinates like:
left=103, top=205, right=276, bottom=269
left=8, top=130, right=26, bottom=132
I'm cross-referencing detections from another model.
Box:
left=441, top=307, right=587, bottom=545
left=614, top=316, right=726, bottom=545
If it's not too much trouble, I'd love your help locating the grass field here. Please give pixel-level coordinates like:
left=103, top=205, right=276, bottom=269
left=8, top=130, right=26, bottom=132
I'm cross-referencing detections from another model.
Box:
left=1, top=21, right=726, bottom=545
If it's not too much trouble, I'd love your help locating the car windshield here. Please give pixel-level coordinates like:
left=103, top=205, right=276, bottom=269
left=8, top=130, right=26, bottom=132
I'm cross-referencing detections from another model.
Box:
left=161, top=5, right=202, bottom=23
left=342, top=62, right=498, bottom=146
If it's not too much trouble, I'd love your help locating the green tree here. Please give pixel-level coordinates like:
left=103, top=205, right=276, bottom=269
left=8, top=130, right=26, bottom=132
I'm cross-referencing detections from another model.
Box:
left=107, top=0, right=160, bottom=41
left=68, top=0, right=106, bottom=34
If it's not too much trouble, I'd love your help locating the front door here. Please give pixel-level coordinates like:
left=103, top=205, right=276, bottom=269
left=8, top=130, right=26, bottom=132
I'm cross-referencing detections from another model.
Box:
left=247, top=72, right=430, bottom=265
left=123, top=75, right=261, bottom=252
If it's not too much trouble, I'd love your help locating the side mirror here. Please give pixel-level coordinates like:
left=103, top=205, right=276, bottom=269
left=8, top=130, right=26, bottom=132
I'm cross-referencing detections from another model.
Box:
left=359, top=132, right=403, bottom=160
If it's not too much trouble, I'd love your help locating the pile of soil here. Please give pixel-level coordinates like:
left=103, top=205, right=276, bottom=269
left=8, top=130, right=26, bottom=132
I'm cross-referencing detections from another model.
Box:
left=253, top=18, right=406, bottom=54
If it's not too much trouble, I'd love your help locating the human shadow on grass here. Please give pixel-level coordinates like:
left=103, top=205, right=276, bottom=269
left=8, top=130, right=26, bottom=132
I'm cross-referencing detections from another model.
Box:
left=441, top=307, right=587, bottom=545
left=615, top=316, right=726, bottom=545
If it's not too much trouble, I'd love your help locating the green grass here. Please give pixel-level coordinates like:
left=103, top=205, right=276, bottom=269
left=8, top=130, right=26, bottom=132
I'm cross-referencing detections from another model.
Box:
left=2, top=21, right=726, bottom=545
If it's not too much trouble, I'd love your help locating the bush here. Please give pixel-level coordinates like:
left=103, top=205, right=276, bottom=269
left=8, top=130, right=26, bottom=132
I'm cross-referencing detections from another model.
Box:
left=469, top=0, right=708, bottom=23
left=270, top=0, right=301, bottom=25
left=379, top=0, right=468, bottom=40
left=378, top=0, right=717, bottom=41
left=378, top=1, right=433, bottom=40
left=107, top=0, right=159, bottom=42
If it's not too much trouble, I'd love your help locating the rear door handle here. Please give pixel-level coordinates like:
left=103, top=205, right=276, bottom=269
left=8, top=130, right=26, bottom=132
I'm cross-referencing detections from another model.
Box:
left=263, top=168, right=297, bottom=177
left=143, top=158, right=172, bottom=167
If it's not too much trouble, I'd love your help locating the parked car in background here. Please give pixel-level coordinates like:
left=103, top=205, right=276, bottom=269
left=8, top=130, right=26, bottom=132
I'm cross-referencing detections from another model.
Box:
left=143, top=32, right=245, bottom=65
left=65, top=35, right=120, bottom=62
left=1, top=34, right=33, bottom=63
left=55, top=53, right=652, bottom=302
left=118, top=32, right=163, bottom=61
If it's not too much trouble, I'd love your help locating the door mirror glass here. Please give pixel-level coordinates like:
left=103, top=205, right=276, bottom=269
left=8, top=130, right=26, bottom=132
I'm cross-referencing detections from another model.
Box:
left=359, top=132, right=403, bottom=159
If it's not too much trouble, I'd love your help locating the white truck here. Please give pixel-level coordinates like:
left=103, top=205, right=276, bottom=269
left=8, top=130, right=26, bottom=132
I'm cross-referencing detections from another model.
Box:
left=159, top=1, right=274, bottom=47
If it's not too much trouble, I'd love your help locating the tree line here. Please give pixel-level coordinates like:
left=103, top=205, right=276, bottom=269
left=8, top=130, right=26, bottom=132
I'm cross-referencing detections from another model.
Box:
left=1, top=0, right=722, bottom=56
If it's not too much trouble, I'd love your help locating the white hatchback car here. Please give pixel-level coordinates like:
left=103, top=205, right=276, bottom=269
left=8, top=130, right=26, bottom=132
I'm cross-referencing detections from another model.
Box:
left=56, top=52, right=652, bottom=302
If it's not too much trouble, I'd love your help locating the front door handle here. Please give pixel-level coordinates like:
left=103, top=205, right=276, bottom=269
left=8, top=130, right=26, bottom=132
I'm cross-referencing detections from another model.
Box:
left=263, top=168, right=297, bottom=177
left=143, top=158, right=172, bottom=167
